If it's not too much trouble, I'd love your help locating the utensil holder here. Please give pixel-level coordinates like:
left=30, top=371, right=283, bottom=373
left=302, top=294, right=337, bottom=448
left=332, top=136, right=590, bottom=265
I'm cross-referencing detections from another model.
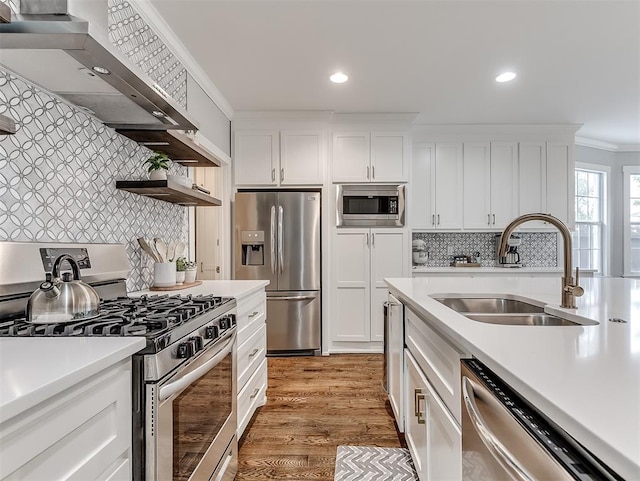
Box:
left=154, top=262, right=176, bottom=287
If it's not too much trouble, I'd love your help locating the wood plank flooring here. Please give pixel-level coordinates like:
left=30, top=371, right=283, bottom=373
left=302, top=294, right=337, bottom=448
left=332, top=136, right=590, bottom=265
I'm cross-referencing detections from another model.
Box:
left=236, top=354, right=404, bottom=480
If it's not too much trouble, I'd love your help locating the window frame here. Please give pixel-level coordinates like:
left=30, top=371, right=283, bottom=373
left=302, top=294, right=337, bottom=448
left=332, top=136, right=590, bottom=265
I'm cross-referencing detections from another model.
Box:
left=573, top=162, right=609, bottom=276
left=623, top=165, right=640, bottom=277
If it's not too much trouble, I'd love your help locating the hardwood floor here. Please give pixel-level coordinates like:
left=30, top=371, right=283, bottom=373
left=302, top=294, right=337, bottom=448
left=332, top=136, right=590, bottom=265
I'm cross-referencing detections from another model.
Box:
left=236, top=354, right=404, bottom=480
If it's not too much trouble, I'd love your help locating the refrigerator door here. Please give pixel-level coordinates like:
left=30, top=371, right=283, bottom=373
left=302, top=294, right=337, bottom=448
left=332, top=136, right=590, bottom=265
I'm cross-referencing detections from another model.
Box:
left=234, top=192, right=278, bottom=289
left=276, top=191, right=321, bottom=291
left=266, top=291, right=321, bottom=353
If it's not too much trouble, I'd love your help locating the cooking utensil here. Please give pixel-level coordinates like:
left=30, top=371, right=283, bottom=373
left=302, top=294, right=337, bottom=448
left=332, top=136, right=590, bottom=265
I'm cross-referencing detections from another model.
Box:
left=26, top=254, right=101, bottom=323
left=174, top=241, right=186, bottom=260
left=154, top=238, right=167, bottom=262
left=167, top=241, right=176, bottom=261
left=138, top=237, right=161, bottom=262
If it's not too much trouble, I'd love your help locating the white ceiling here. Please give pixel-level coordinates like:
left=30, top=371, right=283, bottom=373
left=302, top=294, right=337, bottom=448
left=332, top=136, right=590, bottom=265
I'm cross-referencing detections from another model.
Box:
left=150, top=0, right=640, bottom=148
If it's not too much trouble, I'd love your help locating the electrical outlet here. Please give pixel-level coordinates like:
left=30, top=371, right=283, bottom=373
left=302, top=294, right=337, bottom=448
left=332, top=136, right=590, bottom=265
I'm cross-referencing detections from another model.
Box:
left=447, top=246, right=454, bottom=255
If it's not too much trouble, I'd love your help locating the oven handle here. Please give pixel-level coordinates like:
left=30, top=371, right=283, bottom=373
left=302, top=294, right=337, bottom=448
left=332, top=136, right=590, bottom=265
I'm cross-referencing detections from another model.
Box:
left=462, top=376, right=535, bottom=481
left=159, top=332, right=236, bottom=402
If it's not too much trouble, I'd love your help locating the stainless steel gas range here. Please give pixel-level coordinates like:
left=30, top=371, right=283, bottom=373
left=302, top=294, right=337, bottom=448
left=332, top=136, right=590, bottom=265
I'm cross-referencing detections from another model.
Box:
left=0, top=242, right=239, bottom=481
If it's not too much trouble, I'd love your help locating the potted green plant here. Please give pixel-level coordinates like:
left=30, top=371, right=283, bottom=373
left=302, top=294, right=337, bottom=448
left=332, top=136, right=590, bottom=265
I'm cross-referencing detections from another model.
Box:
left=144, top=152, right=170, bottom=181
left=184, top=260, right=197, bottom=283
left=175, top=256, right=187, bottom=285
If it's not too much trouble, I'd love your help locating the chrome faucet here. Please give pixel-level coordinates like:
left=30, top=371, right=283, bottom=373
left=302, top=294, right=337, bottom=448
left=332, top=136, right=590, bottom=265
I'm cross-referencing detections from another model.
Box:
left=498, top=213, right=584, bottom=309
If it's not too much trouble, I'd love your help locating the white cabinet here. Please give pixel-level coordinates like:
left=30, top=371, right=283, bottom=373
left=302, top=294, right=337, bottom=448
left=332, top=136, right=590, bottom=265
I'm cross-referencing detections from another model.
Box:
left=1, top=360, right=133, bottom=481
left=332, top=229, right=407, bottom=344
left=412, top=142, right=463, bottom=230
left=332, top=131, right=408, bottom=182
left=235, top=288, right=268, bottom=438
left=463, top=142, right=518, bottom=230
left=405, top=350, right=461, bottom=481
left=546, top=142, right=574, bottom=229
left=234, top=130, right=324, bottom=186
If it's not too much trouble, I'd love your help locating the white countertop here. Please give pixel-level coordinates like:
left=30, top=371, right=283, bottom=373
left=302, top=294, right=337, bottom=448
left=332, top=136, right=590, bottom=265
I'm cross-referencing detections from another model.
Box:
left=0, top=337, right=145, bottom=422
left=385, top=276, right=639, bottom=480
left=129, top=279, right=269, bottom=299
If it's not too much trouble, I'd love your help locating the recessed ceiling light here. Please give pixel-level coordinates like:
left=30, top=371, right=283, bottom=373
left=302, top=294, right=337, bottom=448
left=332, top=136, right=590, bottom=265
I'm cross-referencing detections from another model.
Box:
left=92, top=66, right=111, bottom=75
left=330, top=72, right=349, bottom=84
left=496, top=72, right=517, bottom=83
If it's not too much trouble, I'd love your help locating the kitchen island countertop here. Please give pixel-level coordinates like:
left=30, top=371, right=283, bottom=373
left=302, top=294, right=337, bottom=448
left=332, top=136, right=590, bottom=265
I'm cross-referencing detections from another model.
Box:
left=385, top=275, right=639, bottom=480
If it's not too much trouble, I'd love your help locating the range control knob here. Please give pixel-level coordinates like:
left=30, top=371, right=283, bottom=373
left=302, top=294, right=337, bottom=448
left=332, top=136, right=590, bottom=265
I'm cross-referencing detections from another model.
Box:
left=176, top=341, right=196, bottom=359
left=205, top=325, right=219, bottom=340
left=191, top=336, right=203, bottom=352
left=220, top=317, right=230, bottom=330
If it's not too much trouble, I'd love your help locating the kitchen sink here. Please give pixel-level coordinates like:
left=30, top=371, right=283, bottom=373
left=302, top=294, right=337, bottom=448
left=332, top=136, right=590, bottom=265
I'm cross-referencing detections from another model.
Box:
left=464, top=313, right=596, bottom=326
left=433, top=297, right=545, bottom=314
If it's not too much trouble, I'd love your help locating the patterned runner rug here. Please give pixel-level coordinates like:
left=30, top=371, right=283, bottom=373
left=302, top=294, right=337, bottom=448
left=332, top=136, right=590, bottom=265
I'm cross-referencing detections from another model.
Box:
left=334, top=446, right=418, bottom=481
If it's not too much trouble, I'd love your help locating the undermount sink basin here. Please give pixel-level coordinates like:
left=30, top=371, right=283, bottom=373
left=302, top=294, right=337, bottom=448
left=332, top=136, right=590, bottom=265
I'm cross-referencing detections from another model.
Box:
left=434, top=297, right=545, bottom=314
left=465, top=313, right=591, bottom=326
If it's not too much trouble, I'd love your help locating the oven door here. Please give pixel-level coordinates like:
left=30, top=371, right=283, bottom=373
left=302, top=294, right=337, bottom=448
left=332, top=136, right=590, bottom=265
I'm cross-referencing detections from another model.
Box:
left=147, top=330, right=238, bottom=481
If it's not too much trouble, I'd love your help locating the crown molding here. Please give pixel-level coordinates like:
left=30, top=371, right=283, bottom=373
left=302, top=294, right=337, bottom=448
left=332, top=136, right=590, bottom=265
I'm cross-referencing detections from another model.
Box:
left=131, top=0, right=234, bottom=121
left=575, top=137, right=640, bottom=152
left=233, top=111, right=335, bottom=121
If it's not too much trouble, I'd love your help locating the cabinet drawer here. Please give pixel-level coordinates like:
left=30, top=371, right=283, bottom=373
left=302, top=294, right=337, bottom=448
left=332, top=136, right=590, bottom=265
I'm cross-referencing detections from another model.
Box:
left=405, top=307, right=463, bottom=423
left=238, top=323, right=267, bottom=390
left=237, top=358, right=267, bottom=438
left=236, top=290, right=266, bottom=345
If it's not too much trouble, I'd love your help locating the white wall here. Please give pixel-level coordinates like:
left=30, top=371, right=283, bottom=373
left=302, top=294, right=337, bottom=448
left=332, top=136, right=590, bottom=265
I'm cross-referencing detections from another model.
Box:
left=575, top=146, right=640, bottom=277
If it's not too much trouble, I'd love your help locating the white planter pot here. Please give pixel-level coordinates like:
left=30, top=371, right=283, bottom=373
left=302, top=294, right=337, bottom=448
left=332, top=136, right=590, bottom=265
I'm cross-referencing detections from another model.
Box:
left=184, top=269, right=197, bottom=283
left=176, top=271, right=186, bottom=285
left=149, top=169, right=167, bottom=181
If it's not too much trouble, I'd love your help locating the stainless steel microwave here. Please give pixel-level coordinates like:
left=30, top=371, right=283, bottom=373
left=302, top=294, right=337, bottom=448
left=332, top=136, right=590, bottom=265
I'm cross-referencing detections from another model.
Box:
left=336, top=184, right=405, bottom=227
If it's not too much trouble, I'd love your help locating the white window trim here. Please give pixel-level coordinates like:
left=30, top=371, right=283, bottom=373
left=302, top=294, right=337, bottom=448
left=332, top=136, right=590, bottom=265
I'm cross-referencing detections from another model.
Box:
left=575, top=162, right=610, bottom=276
left=623, top=165, right=640, bottom=277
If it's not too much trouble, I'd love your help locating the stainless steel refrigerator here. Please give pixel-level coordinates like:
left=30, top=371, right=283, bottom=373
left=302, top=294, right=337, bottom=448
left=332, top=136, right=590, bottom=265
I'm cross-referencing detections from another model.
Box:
left=233, top=191, right=321, bottom=355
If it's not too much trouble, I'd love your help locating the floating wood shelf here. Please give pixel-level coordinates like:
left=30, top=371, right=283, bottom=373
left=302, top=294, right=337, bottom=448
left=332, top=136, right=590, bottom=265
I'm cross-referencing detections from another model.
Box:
left=116, top=179, right=221, bottom=206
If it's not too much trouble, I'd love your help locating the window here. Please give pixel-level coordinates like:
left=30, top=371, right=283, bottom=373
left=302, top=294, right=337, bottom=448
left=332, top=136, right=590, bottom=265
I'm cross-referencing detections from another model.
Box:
left=624, top=166, right=640, bottom=276
left=573, top=166, right=607, bottom=274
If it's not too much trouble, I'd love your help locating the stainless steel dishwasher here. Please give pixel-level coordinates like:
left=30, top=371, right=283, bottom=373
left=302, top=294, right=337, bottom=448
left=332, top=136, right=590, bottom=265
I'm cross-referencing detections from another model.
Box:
left=461, top=359, right=621, bottom=481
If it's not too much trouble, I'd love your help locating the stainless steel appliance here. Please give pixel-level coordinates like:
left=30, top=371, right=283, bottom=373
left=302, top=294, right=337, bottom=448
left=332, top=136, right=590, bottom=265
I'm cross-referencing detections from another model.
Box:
left=0, top=242, right=238, bottom=481
left=337, top=184, right=405, bottom=227
left=461, top=359, right=619, bottom=480
left=495, top=233, right=522, bottom=268
left=234, top=191, right=321, bottom=355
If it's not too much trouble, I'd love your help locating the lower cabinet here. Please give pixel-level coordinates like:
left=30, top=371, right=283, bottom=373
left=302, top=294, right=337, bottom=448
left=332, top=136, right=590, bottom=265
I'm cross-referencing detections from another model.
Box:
left=405, top=350, right=462, bottom=481
left=235, top=288, right=268, bottom=438
left=0, top=359, right=133, bottom=481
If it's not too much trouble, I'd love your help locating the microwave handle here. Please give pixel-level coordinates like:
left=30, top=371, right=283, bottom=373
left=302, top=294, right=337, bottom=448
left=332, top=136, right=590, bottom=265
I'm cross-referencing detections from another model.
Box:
left=159, top=332, right=235, bottom=402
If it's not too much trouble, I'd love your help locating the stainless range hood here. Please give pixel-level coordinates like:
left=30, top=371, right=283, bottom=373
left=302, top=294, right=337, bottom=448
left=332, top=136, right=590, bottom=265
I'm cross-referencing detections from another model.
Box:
left=0, top=0, right=224, bottom=166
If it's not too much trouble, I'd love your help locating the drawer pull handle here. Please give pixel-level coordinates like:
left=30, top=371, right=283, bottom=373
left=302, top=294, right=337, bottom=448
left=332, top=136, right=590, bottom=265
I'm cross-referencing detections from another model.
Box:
left=249, top=348, right=260, bottom=358
left=414, top=388, right=423, bottom=417
left=248, top=311, right=259, bottom=318
left=250, top=388, right=260, bottom=399
left=417, top=392, right=427, bottom=424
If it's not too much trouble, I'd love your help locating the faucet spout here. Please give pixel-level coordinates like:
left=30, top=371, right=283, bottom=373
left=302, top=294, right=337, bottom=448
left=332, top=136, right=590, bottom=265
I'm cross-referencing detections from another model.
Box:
left=499, top=213, right=584, bottom=309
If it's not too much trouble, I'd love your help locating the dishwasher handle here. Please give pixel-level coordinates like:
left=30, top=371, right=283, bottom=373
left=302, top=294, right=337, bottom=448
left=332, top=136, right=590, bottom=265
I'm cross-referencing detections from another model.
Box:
left=462, top=376, right=536, bottom=481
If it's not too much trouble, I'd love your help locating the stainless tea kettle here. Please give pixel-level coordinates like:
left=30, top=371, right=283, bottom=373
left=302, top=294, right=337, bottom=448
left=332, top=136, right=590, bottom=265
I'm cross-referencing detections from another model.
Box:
left=26, top=254, right=101, bottom=323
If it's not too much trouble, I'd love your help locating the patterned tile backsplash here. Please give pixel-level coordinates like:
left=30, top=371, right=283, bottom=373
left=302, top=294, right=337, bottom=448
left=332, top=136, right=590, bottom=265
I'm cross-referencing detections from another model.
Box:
left=0, top=68, right=189, bottom=292
left=412, top=232, right=558, bottom=267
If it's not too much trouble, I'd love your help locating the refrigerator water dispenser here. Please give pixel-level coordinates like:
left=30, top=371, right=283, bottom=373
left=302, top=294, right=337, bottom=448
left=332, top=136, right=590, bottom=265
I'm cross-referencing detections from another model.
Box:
left=241, top=231, right=264, bottom=266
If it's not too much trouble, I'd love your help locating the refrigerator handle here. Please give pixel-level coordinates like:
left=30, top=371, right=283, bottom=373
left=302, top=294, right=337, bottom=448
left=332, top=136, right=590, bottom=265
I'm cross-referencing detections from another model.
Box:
left=278, top=205, right=284, bottom=273
left=270, top=206, right=276, bottom=274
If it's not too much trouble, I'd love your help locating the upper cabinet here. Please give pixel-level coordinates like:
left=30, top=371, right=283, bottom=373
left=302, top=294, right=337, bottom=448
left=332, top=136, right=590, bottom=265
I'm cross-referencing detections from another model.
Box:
left=332, top=131, right=409, bottom=183
left=234, top=130, right=325, bottom=186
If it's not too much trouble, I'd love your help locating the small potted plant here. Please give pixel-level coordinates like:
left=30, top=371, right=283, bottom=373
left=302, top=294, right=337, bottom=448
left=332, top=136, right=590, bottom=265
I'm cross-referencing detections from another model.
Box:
left=184, top=260, right=197, bottom=283
left=175, top=257, right=187, bottom=285
left=144, top=152, right=170, bottom=181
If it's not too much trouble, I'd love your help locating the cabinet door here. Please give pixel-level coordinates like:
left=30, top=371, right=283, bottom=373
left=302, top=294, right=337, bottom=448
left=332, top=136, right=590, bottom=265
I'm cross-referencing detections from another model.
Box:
left=405, top=350, right=428, bottom=481
left=333, top=229, right=370, bottom=342
left=370, top=229, right=407, bottom=341
left=490, top=142, right=519, bottom=229
left=371, top=132, right=408, bottom=182
left=434, top=143, right=463, bottom=229
left=462, top=142, right=491, bottom=229
left=234, top=131, right=279, bottom=186
left=280, top=130, right=324, bottom=185
left=332, top=132, right=370, bottom=182
left=518, top=142, right=547, bottom=228
left=425, top=378, right=462, bottom=480
left=546, top=142, right=574, bottom=229
left=412, top=143, right=435, bottom=229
